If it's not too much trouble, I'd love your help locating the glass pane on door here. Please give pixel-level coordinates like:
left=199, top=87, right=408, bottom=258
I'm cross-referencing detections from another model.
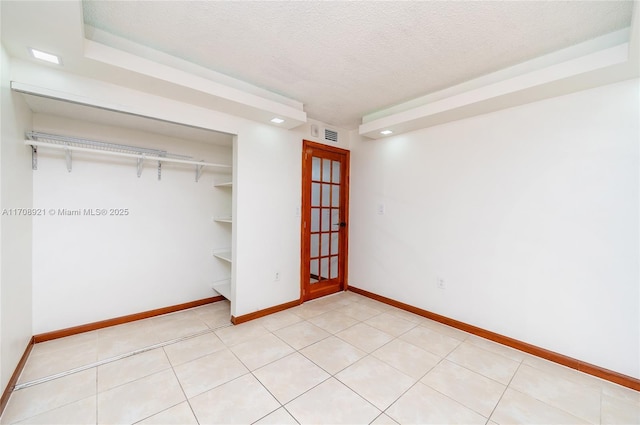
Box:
left=331, top=209, right=340, bottom=228
left=330, top=256, right=338, bottom=279
left=331, top=185, right=340, bottom=207
left=320, top=257, right=329, bottom=280
left=322, top=159, right=331, bottom=182
left=321, top=233, right=330, bottom=256
left=321, top=209, right=330, bottom=232
left=312, top=157, right=321, bottom=181
left=311, top=183, right=320, bottom=207
left=322, top=184, right=331, bottom=206
left=311, top=208, right=319, bottom=232
left=308, top=151, right=345, bottom=289
left=310, top=234, right=319, bottom=258
left=330, top=232, right=339, bottom=255
left=332, top=161, right=340, bottom=183
left=310, top=259, right=319, bottom=283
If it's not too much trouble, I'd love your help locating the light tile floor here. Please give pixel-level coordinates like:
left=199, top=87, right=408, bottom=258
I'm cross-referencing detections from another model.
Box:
left=1, top=292, right=639, bottom=424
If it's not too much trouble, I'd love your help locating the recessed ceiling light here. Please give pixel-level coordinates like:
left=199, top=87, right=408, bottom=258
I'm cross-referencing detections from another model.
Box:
left=380, top=130, right=393, bottom=135
left=29, top=48, right=61, bottom=65
left=270, top=118, right=285, bottom=124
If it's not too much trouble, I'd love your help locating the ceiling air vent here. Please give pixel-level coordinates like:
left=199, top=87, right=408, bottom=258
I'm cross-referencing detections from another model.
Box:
left=324, top=128, right=338, bottom=143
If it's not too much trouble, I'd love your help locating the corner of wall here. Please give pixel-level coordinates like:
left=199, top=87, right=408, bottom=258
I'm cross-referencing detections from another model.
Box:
left=0, top=46, right=34, bottom=391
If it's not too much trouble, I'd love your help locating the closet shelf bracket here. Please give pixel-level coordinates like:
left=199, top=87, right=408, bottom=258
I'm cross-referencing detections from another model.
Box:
left=31, top=146, right=37, bottom=171
left=195, top=161, right=205, bottom=183
left=136, top=157, right=144, bottom=178
left=64, top=146, right=72, bottom=172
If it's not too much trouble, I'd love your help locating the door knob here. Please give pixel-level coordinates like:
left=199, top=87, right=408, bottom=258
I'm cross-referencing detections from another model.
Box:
left=333, top=222, right=347, bottom=227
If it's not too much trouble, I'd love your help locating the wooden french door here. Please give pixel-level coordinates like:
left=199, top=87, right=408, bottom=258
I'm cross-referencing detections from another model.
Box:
left=301, top=140, right=350, bottom=302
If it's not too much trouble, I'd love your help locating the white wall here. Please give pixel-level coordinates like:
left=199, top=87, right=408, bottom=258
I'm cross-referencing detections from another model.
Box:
left=29, top=114, right=350, bottom=325
left=0, top=46, right=33, bottom=391
left=232, top=115, right=350, bottom=317
left=10, top=59, right=350, bottom=328
left=31, top=114, right=232, bottom=333
left=233, top=124, right=301, bottom=315
left=350, top=78, right=639, bottom=378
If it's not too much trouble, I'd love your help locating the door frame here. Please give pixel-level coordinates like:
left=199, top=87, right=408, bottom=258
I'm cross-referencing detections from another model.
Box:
left=300, top=140, right=350, bottom=302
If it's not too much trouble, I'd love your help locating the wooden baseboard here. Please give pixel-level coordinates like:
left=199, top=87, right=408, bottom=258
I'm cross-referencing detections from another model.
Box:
left=348, top=286, right=640, bottom=391
left=0, top=337, right=34, bottom=417
left=231, top=299, right=301, bottom=325
left=33, top=296, right=225, bottom=343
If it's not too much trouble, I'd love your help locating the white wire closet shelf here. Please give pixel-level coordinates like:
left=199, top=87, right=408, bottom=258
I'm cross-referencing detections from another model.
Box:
left=25, top=131, right=231, bottom=181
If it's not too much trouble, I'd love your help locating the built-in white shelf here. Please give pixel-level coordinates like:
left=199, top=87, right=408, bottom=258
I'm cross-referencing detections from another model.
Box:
left=213, top=249, right=232, bottom=263
left=212, top=279, right=231, bottom=300
left=213, top=174, right=232, bottom=304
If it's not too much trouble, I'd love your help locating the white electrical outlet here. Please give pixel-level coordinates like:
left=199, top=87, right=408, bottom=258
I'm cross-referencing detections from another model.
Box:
left=377, top=204, right=385, bottom=215
left=437, top=277, right=446, bottom=289
left=274, top=271, right=280, bottom=281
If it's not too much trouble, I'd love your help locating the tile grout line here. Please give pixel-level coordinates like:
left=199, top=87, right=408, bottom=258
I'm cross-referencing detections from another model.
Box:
left=376, top=345, right=453, bottom=423
left=510, top=361, right=610, bottom=423
left=14, top=323, right=232, bottom=391
left=599, top=382, right=603, bottom=425
left=246, top=297, right=382, bottom=423
left=277, top=299, right=446, bottom=422
left=95, top=365, right=98, bottom=425
left=444, top=341, right=521, bottom=388
left=485, top=358, right=525, bottom=423
left=443, top=337, right=523, bottom=421
left=217, top=322, right=296, bottom=423
left=337, top=320, right=510, bottom=422
left=258, top=320, right=339, bottom=423
left=266, top=329, right=359, bottom=423
left=223, top=333, right=287, bottom=422
left=328, top=312, right=444, bottom=421
left=161, top=346, right=201, bottom=425
left=224, top=319, right=336, bottom=424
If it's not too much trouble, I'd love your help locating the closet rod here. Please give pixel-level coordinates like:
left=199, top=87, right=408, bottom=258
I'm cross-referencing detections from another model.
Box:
left=24, top=140, right=231, bottom=169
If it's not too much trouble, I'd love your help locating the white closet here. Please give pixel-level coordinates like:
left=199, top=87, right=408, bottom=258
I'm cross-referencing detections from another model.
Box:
left=20, top=92, right=238, bottom=329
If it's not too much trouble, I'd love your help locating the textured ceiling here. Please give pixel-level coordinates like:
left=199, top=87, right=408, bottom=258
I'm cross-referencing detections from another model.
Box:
left=82, top=1, right=634, bottom=129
